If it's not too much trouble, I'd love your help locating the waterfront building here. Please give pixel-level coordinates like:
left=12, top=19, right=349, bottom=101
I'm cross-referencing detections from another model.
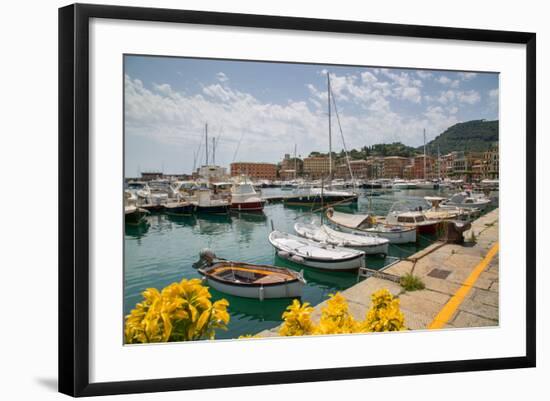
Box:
left=197, top=165, right=228, bottom=180
left=303, top=156, right=334, bottom=179
left=141, top=171, right=163, bottom=181
left=366, top=156, right=384, bottom=179
left=335, top=159, right=368, bottom=179
left=484, top=143, right=499, bottom=179
left=382, top=156, right=410, bottom=179
left=230, top=162, right=277, bottom=180
left=281, top=154, right=303, bottom=175
left=412, top=155, right=435, bottom=179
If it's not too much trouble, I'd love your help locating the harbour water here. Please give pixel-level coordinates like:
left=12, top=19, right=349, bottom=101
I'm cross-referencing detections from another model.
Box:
left=124, top=187, right=478, bottom=339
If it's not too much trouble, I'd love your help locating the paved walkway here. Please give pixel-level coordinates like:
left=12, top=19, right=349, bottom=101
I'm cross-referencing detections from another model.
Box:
left=258, top=208, right=499, bottom=336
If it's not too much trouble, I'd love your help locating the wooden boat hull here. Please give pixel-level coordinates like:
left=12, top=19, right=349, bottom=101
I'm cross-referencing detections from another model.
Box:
left=198, top=262, right=305, bottom=299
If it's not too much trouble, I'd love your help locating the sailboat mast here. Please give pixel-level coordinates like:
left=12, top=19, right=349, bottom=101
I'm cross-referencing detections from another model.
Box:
left=423, top=128, right=426, bottom=180
left=205, top=123, right=209, bottom=165
left=327, top=72, right=332, bottom=183
left=212, top=137, right=216, bottom=165
left=437, top=145, right=441, bottom=181
left=294, top=144, right=297, bottom=179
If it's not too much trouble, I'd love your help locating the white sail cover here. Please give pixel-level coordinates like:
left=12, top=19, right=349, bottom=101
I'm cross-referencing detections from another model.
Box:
left=269, top=231, right=364, bottom=261
left=327, top=210, right=370, bottom=229
left=294, top=222, right=388, bottom=248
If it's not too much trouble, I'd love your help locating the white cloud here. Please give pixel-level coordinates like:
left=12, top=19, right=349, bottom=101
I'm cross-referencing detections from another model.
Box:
left=125, top=68, right=481, bottom=172
left=216, top=72, right=228, bottom=82
left=457, top=90, right=481, bottom=104
left=488, top=88, right=499, bottom=99
left=416, top=71, right=432, bottom=79
left=458, top=72, right=477, bottom=81
left=436, top=76, right=460, bottom=88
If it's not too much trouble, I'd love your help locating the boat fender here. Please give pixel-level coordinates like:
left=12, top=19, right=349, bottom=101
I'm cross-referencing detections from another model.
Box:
left=259, top=286, right=265, bottom=301
left=291, top=255, right=304, bottom=264
left=278, top=251, right=290, bottom=258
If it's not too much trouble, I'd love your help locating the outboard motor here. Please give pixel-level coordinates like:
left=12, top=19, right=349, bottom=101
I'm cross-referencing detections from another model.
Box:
left=192, top=248, right=218, bottom=269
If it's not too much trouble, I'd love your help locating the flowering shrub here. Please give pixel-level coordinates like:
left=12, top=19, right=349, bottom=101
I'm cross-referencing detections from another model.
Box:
left=125, top=278, right=230, bottom=343
left=363, top=289, right=406, bottom=332
left=279, top=299, right=315, bottom=336
left=277, top=289, right=405, bottom=337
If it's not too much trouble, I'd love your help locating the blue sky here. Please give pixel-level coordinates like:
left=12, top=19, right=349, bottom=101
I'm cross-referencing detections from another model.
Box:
left=124, top=55, right=499, bottom=177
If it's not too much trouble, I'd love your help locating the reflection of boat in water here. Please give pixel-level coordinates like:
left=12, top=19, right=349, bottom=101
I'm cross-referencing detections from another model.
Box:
left=124, top=219, right=150, bottom=238
left=164, top=213, right=197, bottom=227
left=195, top=213, right=232, bottom=235
left=230, top=210, right=267, bottom=224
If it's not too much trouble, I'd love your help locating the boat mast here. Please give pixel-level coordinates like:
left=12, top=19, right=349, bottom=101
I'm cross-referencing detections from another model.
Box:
left=212, top=137, right=216, bottom=165
left=294, top=144, right=297, bottom=180
left=423, top=128, right=426, bottom=181
left=437, top=144, right=441, bottom=181
left=327, top=72, right=332, bottom=184
left=205, top=123, right=209, bottom=165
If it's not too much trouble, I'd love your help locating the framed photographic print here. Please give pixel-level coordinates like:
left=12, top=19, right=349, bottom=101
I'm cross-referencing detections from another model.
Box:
left=58, top=3, right=536, bottom=397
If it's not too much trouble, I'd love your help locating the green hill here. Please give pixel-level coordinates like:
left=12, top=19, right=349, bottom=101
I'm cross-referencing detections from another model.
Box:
left=422, top=119, right=499, bottom=154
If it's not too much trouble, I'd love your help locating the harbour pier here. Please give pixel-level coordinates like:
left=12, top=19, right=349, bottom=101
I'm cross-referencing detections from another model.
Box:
left=258, top=208, right=499, bottom=336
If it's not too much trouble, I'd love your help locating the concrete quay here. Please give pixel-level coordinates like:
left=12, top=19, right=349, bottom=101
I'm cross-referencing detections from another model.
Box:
left=258, top=208, right=499, bottom=336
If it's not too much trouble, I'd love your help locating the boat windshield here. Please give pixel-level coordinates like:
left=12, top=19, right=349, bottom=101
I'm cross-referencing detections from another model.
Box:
left=127, top=182, right=146, bottom=190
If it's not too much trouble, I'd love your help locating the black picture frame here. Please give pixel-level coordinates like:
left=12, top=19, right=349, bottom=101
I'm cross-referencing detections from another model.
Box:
left=59, top=3, right=536, bottom=397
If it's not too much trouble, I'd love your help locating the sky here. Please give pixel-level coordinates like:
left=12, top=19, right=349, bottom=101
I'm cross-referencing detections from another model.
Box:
left=124, top=55, right=499, bottom=177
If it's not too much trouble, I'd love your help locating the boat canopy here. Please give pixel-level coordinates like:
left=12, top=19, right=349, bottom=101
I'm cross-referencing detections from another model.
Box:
left=328, top=210, right=371, bottom=229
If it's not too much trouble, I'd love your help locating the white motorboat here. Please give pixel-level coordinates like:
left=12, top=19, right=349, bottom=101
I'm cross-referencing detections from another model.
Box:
left=198, top=261, right=305, bottom=299
left=443, top=191, right=491, bottom=210
left=294, top=222, right=389, bottom=255
left=423, top=196, right=478, bottom=220
left=230, top=180, right=265, bottom=211
left=381, top=202, right=439, bottom=234
left=325, top=208, right=417, bottom=244
left=393, top=180, right=417, bottom=189
left=124, top=190, right=149, bottom=224
left=268, top=230, right=366, bottom=271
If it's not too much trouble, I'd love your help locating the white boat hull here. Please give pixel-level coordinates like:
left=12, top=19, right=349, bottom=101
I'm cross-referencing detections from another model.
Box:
left=201, top=277, right=304, bottom=299
left=275, top=250, right=365, bottom=271
left=335, top=225, right=416, bottom=244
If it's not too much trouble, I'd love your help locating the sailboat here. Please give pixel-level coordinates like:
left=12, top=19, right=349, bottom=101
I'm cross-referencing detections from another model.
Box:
left=284, top=73, right=358, bottom=207
left=416, top=129, right=439, bottom=189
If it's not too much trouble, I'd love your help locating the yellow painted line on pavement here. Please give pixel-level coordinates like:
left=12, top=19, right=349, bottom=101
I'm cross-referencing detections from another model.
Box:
left=428, top=242, right=499, bottom=329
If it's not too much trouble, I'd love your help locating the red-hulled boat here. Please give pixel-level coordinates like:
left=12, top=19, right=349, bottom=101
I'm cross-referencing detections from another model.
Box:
left=230, top=181, right=265, bottom=212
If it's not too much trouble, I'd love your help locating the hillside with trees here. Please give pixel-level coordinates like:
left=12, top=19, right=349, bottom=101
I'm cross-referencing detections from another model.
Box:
left=421, top=119, right=499, bottom=154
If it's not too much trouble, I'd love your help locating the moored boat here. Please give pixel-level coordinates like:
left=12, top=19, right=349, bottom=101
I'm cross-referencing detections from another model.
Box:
left=325, top=208, right=417, bottom=244
left=294, top=222, right=389, bottom=255
left=124, top=190, right=149, bottom=224
left=268, top=230, right=366, bottom=271
left=164, top=200, right=196, bottom=215
left=442, top=191, right=491, bottom=210
left=230, top=181, right=265, bottom=212
left=199, top=261, right=305, bottom=299
left=284, top=186, right=358, bottom=207
left=196, top=188, right=230, bottom=214
left=381, top=202, right=439, bottom=234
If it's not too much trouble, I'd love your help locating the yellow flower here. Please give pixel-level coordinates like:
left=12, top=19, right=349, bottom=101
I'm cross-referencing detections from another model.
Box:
left=124, top=279, right=230, bottom=343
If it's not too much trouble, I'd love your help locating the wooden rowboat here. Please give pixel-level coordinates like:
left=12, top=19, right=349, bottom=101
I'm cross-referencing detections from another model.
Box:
left=198, top=261, right=305, bottom=300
